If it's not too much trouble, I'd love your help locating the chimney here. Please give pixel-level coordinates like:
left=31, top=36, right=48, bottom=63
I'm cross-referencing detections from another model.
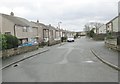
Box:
left=10, top=12, right=14, bottom=16
left=37, top=20, right=39, bottom=23
left=49, top=24, right=51, bottom=27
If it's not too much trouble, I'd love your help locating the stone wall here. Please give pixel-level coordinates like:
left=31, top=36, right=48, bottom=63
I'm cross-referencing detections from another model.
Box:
left=1, top=45, right=39, bottom=59
left=93, top=34, right=106, bottom=41
left=48, top=40, right=61, bottom=46
left=105, top=39, right=120, bottom=51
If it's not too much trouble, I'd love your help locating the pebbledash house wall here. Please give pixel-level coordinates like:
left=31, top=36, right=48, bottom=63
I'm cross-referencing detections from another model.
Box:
left=1, top=14, right=38, bottom=43
left=113, top=17, right=119, bottom=33
left=37, top=25, right=43, bottom=42
left=106, top=16, right=119, bottom=37
left=15, top=25, right=36, bottom=42
left=1, top=14, right=15, bottom=35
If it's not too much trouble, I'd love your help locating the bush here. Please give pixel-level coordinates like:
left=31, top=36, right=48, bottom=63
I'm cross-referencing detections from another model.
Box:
left=61, top=37, right=67, bottom=42
left=106, top=32, right=115, bottom=39
left=0, top=34, right=7, bottom=50
left=74, top=35, right=77, bottom=39
left=90, top=28, right=95, bottom=38
left=4, top=34, right=19, bottom=49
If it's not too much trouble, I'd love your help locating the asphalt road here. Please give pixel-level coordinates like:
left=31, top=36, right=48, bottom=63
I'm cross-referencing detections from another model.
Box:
left=2, top=37, right=118, bottom=82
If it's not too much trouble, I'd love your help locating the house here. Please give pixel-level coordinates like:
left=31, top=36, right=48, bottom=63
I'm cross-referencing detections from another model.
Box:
left=0, top=12, right=38, bottom=44
left=66, top=30, right=74, bottom=37
left=55, top=27, right=60, bottom=40
left=106, top=16, right=119, bottom=37
left=30, top=21, right=44, bottom=44
left=76, top=31, right=86, bottom=36
left=61, top=29, right=67, bottom=37
left=37, top=23, right=49, bottom=42
left=47, top=24, right=62, bottom=45
left=47, top=24, right=55, bottom=42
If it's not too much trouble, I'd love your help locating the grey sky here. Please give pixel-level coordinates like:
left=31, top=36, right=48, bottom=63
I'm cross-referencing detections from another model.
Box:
left=0, top=0, right=119, bottom=31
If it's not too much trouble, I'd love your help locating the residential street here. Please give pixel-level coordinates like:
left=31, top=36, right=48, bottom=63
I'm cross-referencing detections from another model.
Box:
left=2, top=37, right=118, bottom=82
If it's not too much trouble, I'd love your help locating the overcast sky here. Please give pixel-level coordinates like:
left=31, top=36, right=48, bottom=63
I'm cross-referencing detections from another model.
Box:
left=0, top=0, right=119, bottom=31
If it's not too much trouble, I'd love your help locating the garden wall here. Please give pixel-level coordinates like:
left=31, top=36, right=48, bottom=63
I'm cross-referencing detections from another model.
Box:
left=93, top=34, right=106, bottom=41
left=1, top=45, right=39, bottom=59
left=105, top=39, right=120, bottom=51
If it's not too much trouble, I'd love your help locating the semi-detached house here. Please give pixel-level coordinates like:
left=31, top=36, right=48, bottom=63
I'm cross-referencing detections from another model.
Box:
left=0, top=13, right=38, bottom=44
left=106, top=16, right=119, bottom=37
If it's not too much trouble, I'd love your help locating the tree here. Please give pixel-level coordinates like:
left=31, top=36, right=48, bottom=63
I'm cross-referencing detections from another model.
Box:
left=84, top=22, right=103, bottom=34
left=89, top=28, right=95, bottom=38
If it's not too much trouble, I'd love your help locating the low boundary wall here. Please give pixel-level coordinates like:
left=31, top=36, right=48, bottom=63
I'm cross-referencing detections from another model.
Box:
left=1, top=45, right=39, bottom=59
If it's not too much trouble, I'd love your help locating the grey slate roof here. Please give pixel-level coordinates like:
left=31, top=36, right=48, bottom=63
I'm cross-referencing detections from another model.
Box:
left=16, top=17, right=31, bottom=27
left=2, top=13, right=30, bottom=27
left=3, top=13, right=40, bottom=28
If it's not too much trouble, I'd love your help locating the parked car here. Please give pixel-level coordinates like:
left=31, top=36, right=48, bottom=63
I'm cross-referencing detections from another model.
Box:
left=31, top=41, right=38, bottom=45
left=18, top=42, right=33, bottom=47
left=67, top=37, right=75, bottom=42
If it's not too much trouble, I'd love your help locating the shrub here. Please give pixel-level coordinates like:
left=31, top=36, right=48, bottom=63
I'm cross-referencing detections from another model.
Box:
left=61, top=37, right=67, bottom=42
left=0, top=34, right=7, bottom=50
left=4, top=34, right=19, bottom=49
left=106, top=31, right=115, bottom=39
left=89, top=28, right=95, bottom=38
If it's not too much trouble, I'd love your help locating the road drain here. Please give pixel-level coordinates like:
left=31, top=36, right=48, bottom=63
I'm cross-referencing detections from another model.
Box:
left=13, top=64, right=19, bottom=67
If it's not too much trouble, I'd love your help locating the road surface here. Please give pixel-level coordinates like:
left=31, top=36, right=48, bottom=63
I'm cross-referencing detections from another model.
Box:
left=2, top=37, right=118, bottom=82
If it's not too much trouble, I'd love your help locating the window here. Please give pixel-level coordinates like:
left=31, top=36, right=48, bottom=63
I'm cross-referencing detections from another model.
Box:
left=5, top=32, right=11, bottom=35
left=23, top=27, right=27, bottom=32
left=28, top=27, right=32, bottom=32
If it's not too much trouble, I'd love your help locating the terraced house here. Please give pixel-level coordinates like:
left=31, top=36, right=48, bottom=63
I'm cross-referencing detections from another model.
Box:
left=0, top=12, right=72, bottom=46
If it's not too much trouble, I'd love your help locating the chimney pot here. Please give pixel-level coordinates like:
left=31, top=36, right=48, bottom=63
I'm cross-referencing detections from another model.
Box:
left=10, top=12, right=14, bottom=16
left=37, top=20, right=39, bottom=23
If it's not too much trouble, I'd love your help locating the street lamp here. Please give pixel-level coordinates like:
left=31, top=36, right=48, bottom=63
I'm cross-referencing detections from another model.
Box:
left=58, top=22, right=62, bottom=38
left=58, top=22, right=62, bottom=29
left=58, top=22, right=62, bottom=45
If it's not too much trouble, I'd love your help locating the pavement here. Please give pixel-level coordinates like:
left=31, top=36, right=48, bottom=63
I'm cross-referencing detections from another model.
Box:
left=2, top=37, right=119, bottom=82
left=1, top=47, right=50, bottom=69
left=91, top=49, right=120, bottom=71
left=1, top=42, right=66, bottom=70
left=90, top=40, right=119, bottom=66
left=85, top=38, right=120, bottom=71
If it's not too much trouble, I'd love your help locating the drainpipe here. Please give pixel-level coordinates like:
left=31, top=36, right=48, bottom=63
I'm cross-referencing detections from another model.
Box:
left=43, top=29, right=44, bottom=41
left=14, top=24, right=16, bottom=36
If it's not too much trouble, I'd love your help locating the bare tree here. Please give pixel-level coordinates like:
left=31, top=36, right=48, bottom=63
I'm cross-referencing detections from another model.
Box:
left=84, top=22, right=103, bottom=34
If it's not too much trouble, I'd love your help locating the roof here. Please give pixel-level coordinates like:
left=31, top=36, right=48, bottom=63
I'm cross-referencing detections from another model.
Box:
left=39, top=23, right=49, bottom=30
left=16, top=17, right=31, bottom=27
left=46, top=25, right=56, bottom=30
left=30, top=22, right=39, bottom=28
left=106, top=16, right=119, bottom=24
left=2, top=13, right=29, bottom=27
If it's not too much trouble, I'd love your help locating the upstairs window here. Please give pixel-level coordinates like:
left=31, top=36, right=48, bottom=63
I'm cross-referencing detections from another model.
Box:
left=23, top=27, right=27, bottom=32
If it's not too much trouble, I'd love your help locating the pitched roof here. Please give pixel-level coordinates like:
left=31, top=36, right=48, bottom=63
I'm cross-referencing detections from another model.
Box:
left=106, top=16, right=118, bottom=24
left=46, top=25, right=56, bottom=30
left=2, top=14, right=29, bottom=27
left=30, top=22, right=38, bottom=28
left=16, top=17, right=31, bottom=27
left=38, top=23, right=49, bottom=30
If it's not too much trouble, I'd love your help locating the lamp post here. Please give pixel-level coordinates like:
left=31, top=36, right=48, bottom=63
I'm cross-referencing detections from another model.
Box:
left=58, top=22, right=62, bottom=38
left=58, top=22, right=62, bottom=45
